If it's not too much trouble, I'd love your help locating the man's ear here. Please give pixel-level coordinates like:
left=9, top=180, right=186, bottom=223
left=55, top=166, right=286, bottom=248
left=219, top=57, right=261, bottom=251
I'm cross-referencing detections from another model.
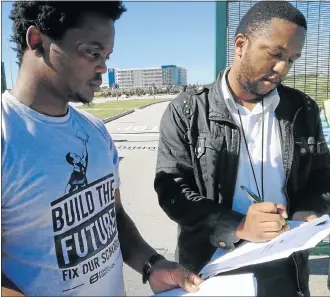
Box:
left=233, top=33, right=248, bottom=58
left=26, top=26, right=45, bottom=58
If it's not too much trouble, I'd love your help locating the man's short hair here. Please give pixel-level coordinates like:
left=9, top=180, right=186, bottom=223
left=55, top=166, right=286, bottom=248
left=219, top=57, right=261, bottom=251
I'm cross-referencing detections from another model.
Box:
left=10, top=1, right=127, bottom=65
left=236, top=1, right=307, bottom=38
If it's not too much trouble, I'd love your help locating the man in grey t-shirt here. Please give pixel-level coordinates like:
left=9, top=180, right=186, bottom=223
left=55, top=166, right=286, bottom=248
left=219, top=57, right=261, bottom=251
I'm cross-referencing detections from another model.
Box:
left=1, top=2, right=201, bottom=296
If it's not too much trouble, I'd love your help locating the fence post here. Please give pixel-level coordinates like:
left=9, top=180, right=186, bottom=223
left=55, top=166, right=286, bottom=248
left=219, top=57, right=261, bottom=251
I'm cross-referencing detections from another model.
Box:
left=215, top=1, right=228, bottom=79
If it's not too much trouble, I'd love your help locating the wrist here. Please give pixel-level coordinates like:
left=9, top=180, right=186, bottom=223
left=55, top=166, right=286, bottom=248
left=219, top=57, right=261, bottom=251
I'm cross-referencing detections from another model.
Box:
left=235, top=217, right=246, bottom=239
left=142, top=254, right=166, bottom=284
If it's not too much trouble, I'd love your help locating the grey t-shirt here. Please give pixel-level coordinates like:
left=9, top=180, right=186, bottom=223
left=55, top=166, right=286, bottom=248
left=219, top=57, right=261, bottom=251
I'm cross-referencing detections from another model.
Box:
left=2, top=91, right=125, bottom=296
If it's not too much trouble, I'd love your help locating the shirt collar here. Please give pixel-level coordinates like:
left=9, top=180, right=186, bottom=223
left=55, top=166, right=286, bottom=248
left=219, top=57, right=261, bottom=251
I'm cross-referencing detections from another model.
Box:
left=221, top=67, right=280, bottom=115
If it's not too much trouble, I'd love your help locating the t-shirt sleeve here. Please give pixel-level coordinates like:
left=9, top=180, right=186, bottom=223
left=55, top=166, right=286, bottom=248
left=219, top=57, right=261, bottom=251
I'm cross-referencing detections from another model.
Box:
left=109, top=136, right=121, bottom=189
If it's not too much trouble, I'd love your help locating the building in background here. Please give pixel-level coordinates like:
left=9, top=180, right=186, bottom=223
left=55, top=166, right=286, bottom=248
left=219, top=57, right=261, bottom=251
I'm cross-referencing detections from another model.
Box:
left=162, top=65, right=179, bottom=86
left=178, top=67, right=187, bottom=86
left=108, top=68, right=116, bottom=88
left=109, top=65, right=187, bottom=89
left=115, top=67, right=163, bottom=89
left=1, top=62, right=7, bottom=93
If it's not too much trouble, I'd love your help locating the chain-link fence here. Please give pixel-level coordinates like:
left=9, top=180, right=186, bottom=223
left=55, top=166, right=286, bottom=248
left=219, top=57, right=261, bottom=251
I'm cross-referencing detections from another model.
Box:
left=226, top=1, right=330, bottom=107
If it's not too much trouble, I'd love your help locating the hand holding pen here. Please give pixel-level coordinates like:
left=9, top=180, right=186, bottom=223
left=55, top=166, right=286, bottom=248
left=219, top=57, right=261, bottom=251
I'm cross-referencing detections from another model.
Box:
left=241, top=186, right=289, bottom=226
left=235, top=186, right=290, bottom=242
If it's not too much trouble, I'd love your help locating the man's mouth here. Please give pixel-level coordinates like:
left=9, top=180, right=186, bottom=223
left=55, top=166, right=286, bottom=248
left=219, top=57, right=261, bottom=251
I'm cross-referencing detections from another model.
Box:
left=89, top=80, right=102, bottom=87
left=262, top=77, right=280, bottom=85
left=89, top=81, right=102, bottom=91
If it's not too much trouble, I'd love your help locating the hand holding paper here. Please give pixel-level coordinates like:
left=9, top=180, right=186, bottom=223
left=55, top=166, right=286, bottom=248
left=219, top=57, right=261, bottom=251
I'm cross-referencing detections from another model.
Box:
left=149, top=260, right=201, bottom=294
left=154, top=273, right=257, bottom=297
left=200, top=215, right=330, bottom=280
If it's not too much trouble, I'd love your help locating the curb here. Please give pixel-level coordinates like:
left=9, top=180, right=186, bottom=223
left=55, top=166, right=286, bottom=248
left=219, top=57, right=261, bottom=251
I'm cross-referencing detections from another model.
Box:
left=138, top=99, right=172, bottom=110
left=102, top=109, right=134, bottom=124
left=102, top=99, right=172, bottom=123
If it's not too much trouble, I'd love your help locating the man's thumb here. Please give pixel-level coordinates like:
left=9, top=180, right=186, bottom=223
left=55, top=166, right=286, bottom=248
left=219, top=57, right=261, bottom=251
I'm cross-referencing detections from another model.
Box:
left=277, top=204, right=288, bottom=219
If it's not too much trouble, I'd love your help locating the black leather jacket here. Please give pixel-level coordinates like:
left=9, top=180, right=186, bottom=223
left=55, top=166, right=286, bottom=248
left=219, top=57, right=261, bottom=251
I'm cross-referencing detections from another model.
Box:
left=154, top=72, right=330, bottom=296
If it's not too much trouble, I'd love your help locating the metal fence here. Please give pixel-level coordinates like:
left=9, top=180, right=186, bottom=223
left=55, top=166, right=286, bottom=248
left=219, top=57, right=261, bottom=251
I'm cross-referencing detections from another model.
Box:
left=226, top=1, right=330, bottom=106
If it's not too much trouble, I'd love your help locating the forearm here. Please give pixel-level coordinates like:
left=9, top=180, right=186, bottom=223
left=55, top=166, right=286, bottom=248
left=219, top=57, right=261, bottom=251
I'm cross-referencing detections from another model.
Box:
left=2, top=287, right=25, bottom=297
left=291, top=191, right=330, bottom=218
left=116, top=207, right=158, bottom=274
left=155, top=171, right=244, bottom=248
left=292, top=165, right=330, bottom=217
left=292, top=108, right=330, bottom=216
left=1, top=273, right=25, bottom=296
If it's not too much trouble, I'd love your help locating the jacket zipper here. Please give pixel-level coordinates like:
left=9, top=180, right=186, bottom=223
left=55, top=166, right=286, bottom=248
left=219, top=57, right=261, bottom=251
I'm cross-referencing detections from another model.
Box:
left=283, top=107, right=302, bottom=214
left=283, top=107, right=304, bottom=296
left=219, top=119, right=241, bottom=201
left=292, top=255, right=304, bottom=296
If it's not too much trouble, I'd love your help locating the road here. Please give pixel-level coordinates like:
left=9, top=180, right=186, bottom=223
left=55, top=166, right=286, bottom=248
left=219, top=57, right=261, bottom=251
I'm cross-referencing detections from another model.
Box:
left=106, top=102, right=174, bottom=296
left=105, top=101, right=330, bottom=296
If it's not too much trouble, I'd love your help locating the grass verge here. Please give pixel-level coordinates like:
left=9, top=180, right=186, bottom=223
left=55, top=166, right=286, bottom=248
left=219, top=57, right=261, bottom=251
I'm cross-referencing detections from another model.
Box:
left=77, top=98, right=169, bottom=120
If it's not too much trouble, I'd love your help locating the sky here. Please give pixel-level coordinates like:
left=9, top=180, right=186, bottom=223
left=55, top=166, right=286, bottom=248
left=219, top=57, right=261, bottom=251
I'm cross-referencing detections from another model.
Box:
left=1, top=1, right=329, bottom=90
left=1, top=1, right=216, bottom=89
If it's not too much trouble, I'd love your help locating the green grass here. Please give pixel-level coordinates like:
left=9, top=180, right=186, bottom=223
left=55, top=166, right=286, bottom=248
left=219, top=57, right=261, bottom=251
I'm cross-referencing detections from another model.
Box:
left=284, top=75, right=329, bottom=106
left=310, top=241, right=330, bottom=256
left=77, top=98, right=169, bottom=120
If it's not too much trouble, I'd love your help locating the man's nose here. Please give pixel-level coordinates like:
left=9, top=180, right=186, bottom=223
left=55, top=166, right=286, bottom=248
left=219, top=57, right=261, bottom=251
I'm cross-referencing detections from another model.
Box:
left=273, top=60, right=291, bottom=78
left=96, top=59, right=107, bottom=75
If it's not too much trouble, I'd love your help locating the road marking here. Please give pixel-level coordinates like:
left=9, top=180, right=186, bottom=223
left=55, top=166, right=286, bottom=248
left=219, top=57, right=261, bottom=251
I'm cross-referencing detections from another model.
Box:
left=115, top=126, right=159, bottom=132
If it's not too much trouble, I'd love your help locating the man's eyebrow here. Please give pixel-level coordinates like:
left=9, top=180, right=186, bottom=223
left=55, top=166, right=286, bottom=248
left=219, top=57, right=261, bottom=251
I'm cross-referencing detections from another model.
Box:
left=274, top=44, right=301, bottom=58
left=76, top=41, right=113, bottom=54
left=87, top=41, right=105, bottom=49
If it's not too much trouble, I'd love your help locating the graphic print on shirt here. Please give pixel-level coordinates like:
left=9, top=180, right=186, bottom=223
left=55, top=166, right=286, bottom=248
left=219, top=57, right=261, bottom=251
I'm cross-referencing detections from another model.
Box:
left=50, top=130, right=121, bottom=291
left=65, top=130, right=89, bottom=194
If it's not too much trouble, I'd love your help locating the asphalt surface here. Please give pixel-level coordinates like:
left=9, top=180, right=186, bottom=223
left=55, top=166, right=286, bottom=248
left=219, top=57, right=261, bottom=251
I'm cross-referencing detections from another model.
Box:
left=105, top=101, right=330, bottom=296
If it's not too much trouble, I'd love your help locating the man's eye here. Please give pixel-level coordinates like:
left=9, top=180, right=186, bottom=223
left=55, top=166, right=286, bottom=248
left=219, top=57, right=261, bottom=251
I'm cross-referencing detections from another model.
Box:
left=268, top=51, right=282, bottom=59
left=86, top=50, right=100, bottom=58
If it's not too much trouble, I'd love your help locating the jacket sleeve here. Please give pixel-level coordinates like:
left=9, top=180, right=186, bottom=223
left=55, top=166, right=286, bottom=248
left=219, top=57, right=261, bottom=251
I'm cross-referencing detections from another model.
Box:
left=292, top=102, right=330, bottom=218
left=154, top=100, right=244, bottom=250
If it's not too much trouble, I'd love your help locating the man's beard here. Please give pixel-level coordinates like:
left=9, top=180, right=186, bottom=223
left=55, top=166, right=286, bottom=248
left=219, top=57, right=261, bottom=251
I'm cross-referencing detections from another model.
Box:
left=76, top=94, right=92, bottom=105
left=68, top=92, right=92, bottom=105
left=237, top=54, right=277, bottom=98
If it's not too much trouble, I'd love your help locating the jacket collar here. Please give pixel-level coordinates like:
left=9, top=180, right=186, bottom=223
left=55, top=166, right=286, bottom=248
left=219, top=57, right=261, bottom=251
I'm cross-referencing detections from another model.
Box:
left=209, top=71, right=234, bottom=122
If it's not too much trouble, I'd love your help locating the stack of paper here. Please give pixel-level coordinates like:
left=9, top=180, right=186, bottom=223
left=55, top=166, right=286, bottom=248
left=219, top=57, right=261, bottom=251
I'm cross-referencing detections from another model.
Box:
left=200, top=215, right=330, bottom=280
left=154, top=273, right=257, bottom=296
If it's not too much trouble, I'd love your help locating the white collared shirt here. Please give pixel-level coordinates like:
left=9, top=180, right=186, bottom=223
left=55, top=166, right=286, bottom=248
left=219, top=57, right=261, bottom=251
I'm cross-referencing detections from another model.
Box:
left=221, top=68, right=287, bottom=215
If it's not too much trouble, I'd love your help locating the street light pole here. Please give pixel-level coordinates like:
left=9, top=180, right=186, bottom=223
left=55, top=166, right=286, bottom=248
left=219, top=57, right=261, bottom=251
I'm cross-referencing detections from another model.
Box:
left=7, top=37, right=14, bottom=88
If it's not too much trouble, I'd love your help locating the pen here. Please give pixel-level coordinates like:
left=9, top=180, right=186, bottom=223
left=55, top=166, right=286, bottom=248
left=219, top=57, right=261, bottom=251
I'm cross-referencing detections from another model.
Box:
left=240, top=185, right=289, bottom=226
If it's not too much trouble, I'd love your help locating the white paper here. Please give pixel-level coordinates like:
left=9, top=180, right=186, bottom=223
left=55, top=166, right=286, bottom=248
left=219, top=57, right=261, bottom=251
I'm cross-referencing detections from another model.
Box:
left=200, top=215, right=330, bottom=280
left=154, top=273, right=257, bottom=296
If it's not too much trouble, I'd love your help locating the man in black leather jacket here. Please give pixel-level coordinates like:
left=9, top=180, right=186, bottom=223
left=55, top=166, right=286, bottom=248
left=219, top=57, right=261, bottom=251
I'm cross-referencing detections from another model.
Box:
left=154, top=2, right=330, bottom=296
